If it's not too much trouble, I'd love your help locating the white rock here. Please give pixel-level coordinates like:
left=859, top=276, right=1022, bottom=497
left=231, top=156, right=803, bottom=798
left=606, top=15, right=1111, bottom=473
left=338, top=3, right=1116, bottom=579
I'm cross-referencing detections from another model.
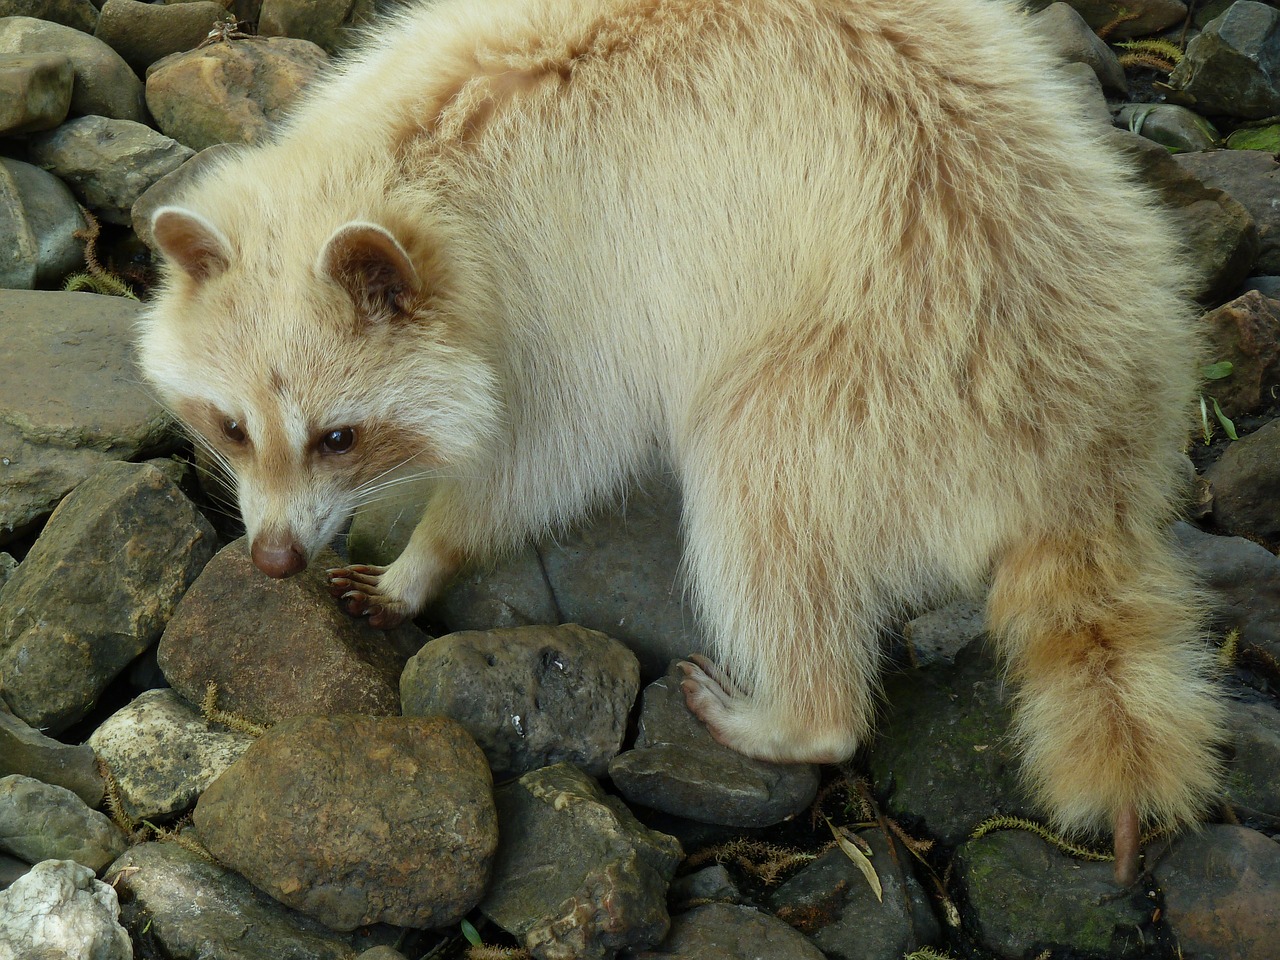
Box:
left=0, top=859, right=132, bottom=960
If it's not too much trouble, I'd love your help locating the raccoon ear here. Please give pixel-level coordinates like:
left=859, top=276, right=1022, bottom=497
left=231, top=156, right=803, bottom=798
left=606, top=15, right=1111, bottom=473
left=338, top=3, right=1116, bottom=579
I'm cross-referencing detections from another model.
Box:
left=319, top=222, right=420, bottom=320
left=151, top=207, right=232, bottom=283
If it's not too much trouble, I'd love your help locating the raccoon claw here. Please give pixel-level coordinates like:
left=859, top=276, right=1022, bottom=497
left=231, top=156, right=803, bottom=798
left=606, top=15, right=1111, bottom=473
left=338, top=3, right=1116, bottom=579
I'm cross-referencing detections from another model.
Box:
left=1113, top=804, right=1140, bottom=887
left=325, top=565, right=408, bottom=629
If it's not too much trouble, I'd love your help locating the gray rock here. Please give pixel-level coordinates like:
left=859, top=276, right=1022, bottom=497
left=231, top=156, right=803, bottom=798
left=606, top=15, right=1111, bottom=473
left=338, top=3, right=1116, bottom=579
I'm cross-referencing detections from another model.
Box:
left=356, top=950, right=406, bottom=960
left=1170, top=1, right=1280, bottom=120
left=482, top=763, right=683, bottom=960
left=87, top=688, right=254, bottom=824
left=609, top=663, right=820, bottom=829
left=1024, top=0, right=1187, bottom=39
left=1151, top=824, right=1280, bottom=960
left=131, top=141, right=240, bottom=252
left=621, top=903, right=826, bottom=960
left=259, top=0, right=376, bottom=53
left=0, top=157, right=86, bottom=290
left=1060, top=61, right=1112, bottom=127
left=0, top=705, right=103, bottom=808
left=1030, top=3, right=1127, bottom=94
left=95, top=0, right=231, bottom=74
left=0, top=52, right=72, bottom=135
left=1223, top=699, right=1280, bottom=816
left=867, top=641, right=1031, bottom=846
left=106, top=842, right=357, bottom=960
left=158, top=538, right=424, bottom=727
left=401, top=623, right=639, bottom=778
left=0, top=859, right=131, bottom=960
left=0, top=461, right=216, bottom=734
left=0, top=291, right=170, bottom=540
left=769, top=831, right=942, bottom=960
left=195, top=714, right=497, bottom=931
left=1115, top=103, right=1220, bottom=153
left=28, top=115, right=194, bottom=225
left=0, top=0, right=98, bottom=33
left=146, top=36, right=328, bottom=150
left=956, top=829, right=1150, bottom=959
left=1173, top=522, right=1280, bottom=662
left=903, top=596, right=986, bottom=666
left=1199, top=290, right=1280, bottom=418
left=0, top=16, right=144, bottom=122
left=667, top=864, right=740, bottom=909
left=0, top=776, right=127, bottom=873
left=432, top=543, right=563, bottom=631
left=1205, top=417, right=1280, bottom=545
left=1177, top=149, right=1280, bottom=275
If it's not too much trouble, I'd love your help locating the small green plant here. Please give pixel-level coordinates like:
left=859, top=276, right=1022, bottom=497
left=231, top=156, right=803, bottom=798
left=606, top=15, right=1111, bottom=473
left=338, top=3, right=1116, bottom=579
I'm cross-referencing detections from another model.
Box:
left=1200, top=362, right=1238, bottom=444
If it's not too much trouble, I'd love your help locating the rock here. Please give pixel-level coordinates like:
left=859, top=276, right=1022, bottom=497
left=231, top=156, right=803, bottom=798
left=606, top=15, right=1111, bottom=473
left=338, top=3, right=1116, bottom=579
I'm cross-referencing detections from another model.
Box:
left=1223, top=699, right=1280, bottom=817
left=902, top=596, right=986, bottom=666
left=0, top=291, right=170, bottom=540
left=667, top=865, right=740, bottom=909
left=0, top=0, right=98, bottom=33
left=401, top=623, right=639, bottom=778
left=1060, top=61, right=1112, bottom=126
left=1025, top=0, right=1187, bottom=39
left=0, top=705, right=103, bottom=808
left=1115, top=103, right=1219, bottom=153
left=0, top=461, right=216, bottom=734
left=1170, top=1, right=1280, bottom=120
left=432, top=543, right=563, bottom=631
left=481, top=763, right=683, bottom=960
left=95, top=0, right=231, bottom=74
left=1173, top=522, right=1280, bottom=662
left=957, top=829, right=1150, bottom=959
left=1199, top=290, right=1280, bottom=418
left=1116, top=131, right=1259, bottom=302
left=0, top=157, right=86, bottom=290
left=1176, top=148, right=1280, bottom=275
left=0, top=859, right=131, bottom=960
left=609, top=663, right=819, bottom=829
left=28, top=115, right=194, bottom=225
left=195, top=714, right=496, bottom=931
left=146, top=36, right=328, bottom=150
left=1227, top=123, right=1280, bottom=151
left=621, top=903, right=826, bottom=960
left=0, top=16, right=145, bottom=122
left=131, top=141, right=238, bottom=251
left=1029, top=3, right=1126, bottom=94
left=0, top=776, right=127, bottom=873
left=1205, top=418, right=1280, bottom=546
left=0, top=52, right=72, bottom=135
left=87, top=687, right=254, bottom=824
left=768, top=831, right=943, bottom=960
left=259, top=0, right=376, bottom=53
left=106, top=842, right=357, bottom=960
left=1152, top=824, right=1280, bottom=960
left=867, top=641, right=1030, bottom=846
left=158, top=539, right=423, bottom=727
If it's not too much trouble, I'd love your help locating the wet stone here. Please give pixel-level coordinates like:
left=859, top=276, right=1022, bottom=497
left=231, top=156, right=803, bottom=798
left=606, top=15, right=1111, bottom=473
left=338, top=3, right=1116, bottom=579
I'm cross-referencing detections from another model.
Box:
left=609, top=663, right=820, bottom=829
left=0, top=776, right=127, bottom=873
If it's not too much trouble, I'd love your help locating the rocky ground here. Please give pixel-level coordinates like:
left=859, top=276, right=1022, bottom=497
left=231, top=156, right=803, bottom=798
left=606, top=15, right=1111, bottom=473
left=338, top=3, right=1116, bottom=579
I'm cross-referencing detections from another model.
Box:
left=2, top=0, right=1280, bottom=958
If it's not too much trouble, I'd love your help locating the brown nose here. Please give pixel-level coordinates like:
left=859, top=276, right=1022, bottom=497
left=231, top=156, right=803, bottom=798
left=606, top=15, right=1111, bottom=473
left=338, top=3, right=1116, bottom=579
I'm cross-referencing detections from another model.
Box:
left=250, top=539, right=308, bottom=578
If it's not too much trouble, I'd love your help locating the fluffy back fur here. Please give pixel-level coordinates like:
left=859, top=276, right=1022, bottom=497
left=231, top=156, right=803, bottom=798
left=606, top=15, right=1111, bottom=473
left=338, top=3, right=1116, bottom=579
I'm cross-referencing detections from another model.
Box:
left=138, top=0, right=1223, bottom=861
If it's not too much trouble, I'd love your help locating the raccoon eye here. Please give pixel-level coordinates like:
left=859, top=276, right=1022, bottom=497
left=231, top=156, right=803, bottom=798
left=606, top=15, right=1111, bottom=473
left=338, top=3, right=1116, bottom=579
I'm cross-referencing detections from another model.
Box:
left=320, top=427, right=356, bottom=455
left=222, top=418, right=247, bottom=444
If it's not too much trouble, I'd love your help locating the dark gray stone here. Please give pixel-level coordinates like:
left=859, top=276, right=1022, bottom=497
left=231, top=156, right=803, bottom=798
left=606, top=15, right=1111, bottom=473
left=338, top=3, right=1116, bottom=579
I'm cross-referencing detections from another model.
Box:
left=0, top=776, right=127, bottom=872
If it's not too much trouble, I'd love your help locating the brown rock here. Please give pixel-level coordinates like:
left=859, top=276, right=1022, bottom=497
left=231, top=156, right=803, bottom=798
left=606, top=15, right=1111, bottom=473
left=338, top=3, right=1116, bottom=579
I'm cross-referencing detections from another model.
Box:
left=95, top=0, right=233, bottom=74
left=1176, top=150, right=1280, bottom=276
left=0, top=0, right=98, bottom=33
left=1205, top=419, right=1280, bottom=547
left=157, top=537, right=425, bottom=726
left=259, top=0, right=376, bottom=53
left=1200, top=291, right=1280, bottom=418
left=0, top=53, right=72, bottom=135
left=195, top=714, right=497, bottom=931
left=145, top=36, right=327, bottom=150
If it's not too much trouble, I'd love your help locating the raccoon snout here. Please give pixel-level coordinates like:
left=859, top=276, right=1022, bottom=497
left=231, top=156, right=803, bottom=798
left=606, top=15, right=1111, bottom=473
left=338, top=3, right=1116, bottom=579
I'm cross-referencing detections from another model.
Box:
left=250, top=538, right=308, bottom=578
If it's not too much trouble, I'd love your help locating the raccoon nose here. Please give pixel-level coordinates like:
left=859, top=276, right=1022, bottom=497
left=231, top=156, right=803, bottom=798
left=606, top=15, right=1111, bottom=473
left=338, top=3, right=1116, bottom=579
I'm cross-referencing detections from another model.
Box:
left=250, top=539, right=308, bottom=578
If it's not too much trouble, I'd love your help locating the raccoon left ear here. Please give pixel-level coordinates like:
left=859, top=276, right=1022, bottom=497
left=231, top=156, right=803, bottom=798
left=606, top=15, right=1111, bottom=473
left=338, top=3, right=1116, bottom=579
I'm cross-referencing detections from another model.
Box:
left=319, top=222, right=420, bottom=321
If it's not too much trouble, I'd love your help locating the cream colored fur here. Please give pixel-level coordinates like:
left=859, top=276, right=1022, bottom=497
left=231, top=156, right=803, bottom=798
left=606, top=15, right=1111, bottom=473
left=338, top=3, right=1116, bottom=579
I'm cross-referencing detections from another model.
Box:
left=138, top=0, right=1224, bottom=841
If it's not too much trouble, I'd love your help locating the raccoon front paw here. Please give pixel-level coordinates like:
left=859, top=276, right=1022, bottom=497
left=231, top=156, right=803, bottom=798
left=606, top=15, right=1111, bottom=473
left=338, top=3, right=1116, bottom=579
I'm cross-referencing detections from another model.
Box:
left=326, top=564, right=409, bottom=629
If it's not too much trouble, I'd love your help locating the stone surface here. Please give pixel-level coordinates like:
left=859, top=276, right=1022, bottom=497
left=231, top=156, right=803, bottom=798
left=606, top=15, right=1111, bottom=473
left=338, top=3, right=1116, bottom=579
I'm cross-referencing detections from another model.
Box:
left=87, top=687, right=254, bottom=823
left=146, top=36, right=328, bottom=150
left=1173, top=522, right=1280, bottom=662
left=0, top=291, right=170, bottom=540
left=0, top=776, right=127, bottom=873
left=0, top=0, right=98, bottom=33
left=622, top=903, right=826, bottom=959
left=1205, top=418, right=1280, bottom=546
left=1030, top=3, right=1126, bottom=94
left=106, top=841, right=358, bottom=960
left=769, top=831, right=942, bottom=960
left=1151, top=824, right=1280, bottom=960
left=195, top=714, right=496, bottom=931
left=28, top=115, right=194, bottom=225
left=0, top=52, right=72, bottom=135
left=1025, top=0, right=1187, bottom=39
left=95, top=0, right=231, bottom=74
left=259, top=0, right=376, bottom=52
left=482, top=763, right=683, bottom=960
left=957, top=830, right=1150, bottom=959
left=0, top=705, right=103, bottom=808
left=158, top=539, right=423, bottom=726
left=1170, top=1, right=1280, bottom=120
left=0, top=461, right=216, bottom=734
left=1200, top=290, right=1280, bottom=418
left=401, top=623, right=639, bottom=778
left=1223, top=698, right=1280, bottom=817
left=0, top=859, right=131, bottom=960
left=902, top=596, right=986, bottom=666
left=0, top=16, right=145, bottom=122
left=609, top=663, right=820, bottom=829
left=131, top=142, right=237, bottom=252
left=1176, top=149, right=1280, bottom=276
left=0, top=157, right=86, bottom=290
left=1115, top=103, right=1219, bottom=154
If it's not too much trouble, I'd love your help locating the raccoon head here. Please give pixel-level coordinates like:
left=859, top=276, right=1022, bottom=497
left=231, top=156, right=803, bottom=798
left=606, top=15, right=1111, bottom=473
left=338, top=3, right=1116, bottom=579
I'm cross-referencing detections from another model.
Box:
left=138, top=206, right=500, bottom=579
